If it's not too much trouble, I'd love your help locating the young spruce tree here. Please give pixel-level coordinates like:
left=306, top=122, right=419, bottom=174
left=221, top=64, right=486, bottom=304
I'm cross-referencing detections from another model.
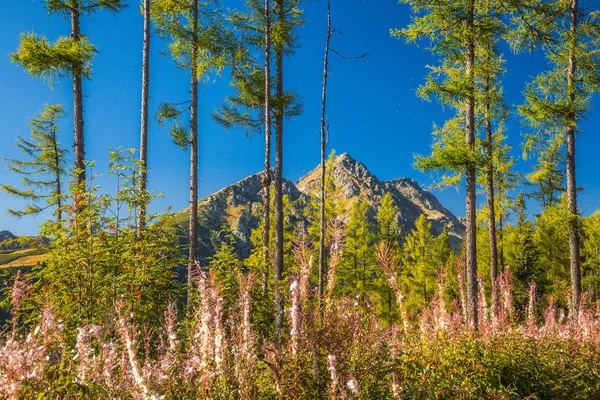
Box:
left=1, top=104, right=67, bottom=222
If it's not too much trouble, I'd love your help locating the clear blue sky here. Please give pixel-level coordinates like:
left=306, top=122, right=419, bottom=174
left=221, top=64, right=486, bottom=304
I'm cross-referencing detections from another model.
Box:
left=1, top=0, right=599, bottom=236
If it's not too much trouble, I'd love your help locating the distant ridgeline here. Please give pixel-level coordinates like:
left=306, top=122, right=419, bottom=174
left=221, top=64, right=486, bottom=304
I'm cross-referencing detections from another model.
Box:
left=171, top=153, right=466, bottom=264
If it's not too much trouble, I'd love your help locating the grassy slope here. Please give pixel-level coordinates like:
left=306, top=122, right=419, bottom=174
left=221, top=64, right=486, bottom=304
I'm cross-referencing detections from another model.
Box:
left=0, top=248, right=46, bottom=268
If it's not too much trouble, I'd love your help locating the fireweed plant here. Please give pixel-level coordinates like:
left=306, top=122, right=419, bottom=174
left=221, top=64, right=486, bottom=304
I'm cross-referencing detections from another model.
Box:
left=2, top=222, right=600, bottom=398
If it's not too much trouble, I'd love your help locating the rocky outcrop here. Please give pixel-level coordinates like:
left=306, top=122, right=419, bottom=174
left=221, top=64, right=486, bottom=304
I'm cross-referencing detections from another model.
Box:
left=297, top=153, right=464, bottom=247
left=177, top=153, right=465, bottom=261
left=171, top=172, right=309, bottom=262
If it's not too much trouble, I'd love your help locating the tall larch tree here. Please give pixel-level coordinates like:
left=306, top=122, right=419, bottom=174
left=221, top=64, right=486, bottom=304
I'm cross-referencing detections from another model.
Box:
left=153, top=0, right=231, bottom=298
left=1, top=104, right=67, bottom=222
left=477, top=7, right=511, bottom=312
left=214, top=0, right=302, bottom=294
left=272, top=0, right=304, bottom=344
left=262, top=0, right=274, bottom=294
left=394, top=0, right=500, bottom=328
left=10, top=0, right=126, bottom=189
left=138, top=0, right=151, bottom=232
left=510, top=0, right=600, bottom=319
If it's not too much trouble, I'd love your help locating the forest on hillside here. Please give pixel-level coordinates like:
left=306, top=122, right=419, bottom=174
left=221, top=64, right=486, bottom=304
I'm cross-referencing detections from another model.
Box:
left=2, top=0, right=600, bottom=398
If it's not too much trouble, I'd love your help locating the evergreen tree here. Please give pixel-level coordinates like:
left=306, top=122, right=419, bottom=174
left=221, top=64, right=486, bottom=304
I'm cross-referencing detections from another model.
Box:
left=153, top=0, right=232, bottom=299
left=262, top=0, right=274, bottom=294
left=478, top=10, right=510, bottom=311
left=582, top=212, right=600, bottom=300
left=1, top=104, right=67, bottom=222
left=10, top=0, right=126, bottom=188
left=511, top=0, right=600, bottom=317
left=213, top=0, right=302, bottom=295
left=376, top=192, right=402, bottom=323
left=534, top=199, right=570, bottom=305
left=394, top=0, right=503, bottom=327
left=402, top=215, right=450, bottom=314
left=377, top=192, right=402, bottom=248
left=339, top=200, right=375, bottom=298
left=208, top=229, right=243, bottom=308
left=505, top=193, right=541, bottom=310
left=272, top=0, right=304, bottom=344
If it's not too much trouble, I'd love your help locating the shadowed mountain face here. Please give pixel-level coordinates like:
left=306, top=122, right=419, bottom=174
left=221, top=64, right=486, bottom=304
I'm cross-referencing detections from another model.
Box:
left=174, top=153, right=465, bottom=262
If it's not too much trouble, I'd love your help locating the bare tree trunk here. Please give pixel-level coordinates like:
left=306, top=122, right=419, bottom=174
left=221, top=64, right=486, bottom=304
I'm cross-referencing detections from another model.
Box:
left=138, top=0, right=151, bottom=232
left=464, top=0, right=478, bottom=330
left=484, top=83, right=499, bottom=316
left=71, top=2, right=86, bottom=188
left=273, top=0, right=285, bottom=347
left=567, top=0, right=581, bottom=320
left=262, top=0, right=273, bottom=295
left=318, top=2, right=332, bottom=299
left=188, top=0, right=200, bottom=298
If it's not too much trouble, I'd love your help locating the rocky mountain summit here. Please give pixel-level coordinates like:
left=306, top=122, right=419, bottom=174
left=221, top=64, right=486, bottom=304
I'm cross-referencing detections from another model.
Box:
left=297, top=153, right=464, bottom=244
left=173, top=153, right=465, bottom=262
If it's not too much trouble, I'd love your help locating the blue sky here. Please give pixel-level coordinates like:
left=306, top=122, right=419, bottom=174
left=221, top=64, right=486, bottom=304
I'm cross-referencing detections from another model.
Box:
left=1, top=0, right=600, bottom=236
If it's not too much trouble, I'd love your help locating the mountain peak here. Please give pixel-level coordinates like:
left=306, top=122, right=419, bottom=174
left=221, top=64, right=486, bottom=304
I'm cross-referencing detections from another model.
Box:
left=175, top=152, right=465, bottom=261
left=296, top=153, right=464, bottom=246
left=297, top=152, right=382, bottom=200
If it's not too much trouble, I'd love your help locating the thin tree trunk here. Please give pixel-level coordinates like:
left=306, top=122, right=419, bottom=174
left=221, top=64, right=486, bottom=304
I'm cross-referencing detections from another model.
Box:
left=499, top=215, right=505, bottom=271
left=484, top=82, right=499, bottom=316
left=464, top=0, right=478, bottom=329
left=52, top=126, right=63, bottom=222
left=138, top=0, right=151, bottom=232
left=318, top=2, right=332, bottom=299
left=262, top=0, right=273, bottom=295
left=188, top=0, right=200, bottom=298
left=71, top=3, right=86, bottom=188
left=273, top=0, right=285, bottom=347
left=567, top=0, right=581, bottom=320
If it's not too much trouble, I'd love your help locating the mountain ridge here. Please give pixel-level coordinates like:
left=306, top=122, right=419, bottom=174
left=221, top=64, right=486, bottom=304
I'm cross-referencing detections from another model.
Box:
left=173, top=153, right=465, bottom=261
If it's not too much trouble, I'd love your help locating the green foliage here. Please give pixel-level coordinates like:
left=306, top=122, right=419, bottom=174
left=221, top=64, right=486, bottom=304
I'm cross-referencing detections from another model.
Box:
left=212, top=0, right=304, bottom=134
left=377, top=192, right=402, bottom=247
left=208, top=230, right=242, bottom=307
left=9, top=0, right=126, bottom=86
left=1, top=104, right=67, bottom=220
left=45, top=0, right=126, bottom=15
left=397, top=332, right=600, bottom=399
left=152, top=0, right=233, bottom=79
left=305, top=151, right=346, bottom=253
left=32, top=149, right=182, bottom=331
left=395, top=0, right=503, bottom=187
left=402, top=215, right=452, bottom=314
left=533, top=199, right=571, bottom=304
left=10, top=34, right=96, bottom=85
left=152, top=0, right=235, bottom=148
left=582, top=212, right=600, bottom=299
left=338, top=200, right=376, bottom=298
left=525, top=135, right=565, bottom=208
left=504, top=193, right=542, bottom=310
